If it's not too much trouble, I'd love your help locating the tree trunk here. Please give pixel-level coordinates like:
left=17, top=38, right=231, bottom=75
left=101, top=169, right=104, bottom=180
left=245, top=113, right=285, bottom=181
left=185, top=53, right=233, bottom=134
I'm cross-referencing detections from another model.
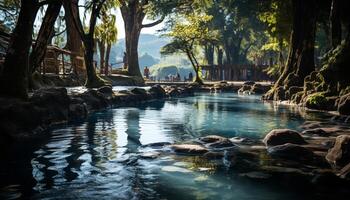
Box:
left=84, top=34, right=102, bottom=88
left=29, top=1, right=62, bottom=74
left=204, top=44, right=214, bottom=65
left=124, top=17, right=142, bottom=77
left=63, top=0, right=83, bottom=75
left=186, top=49, right=203, bottom=84
left=274, top=0, right=317, bottom=90
left=330, top=0, right=342, bottom=48
left=120, top=1, right=146, bottom=79
left=98, top=40, right=105, bottom=74
left=64, top=0, right=106, bottom=88
left=105, top=43, right=111, bottom=76
left=0, top=0, right=38, bottom=99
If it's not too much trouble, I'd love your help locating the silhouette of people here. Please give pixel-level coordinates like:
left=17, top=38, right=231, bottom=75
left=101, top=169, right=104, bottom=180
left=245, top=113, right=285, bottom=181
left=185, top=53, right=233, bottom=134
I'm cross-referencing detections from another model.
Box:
left=144, top=66, right=150, bottom=79
left=123, top=52, right=127, bottom=69
left=176, top=72, right=180, bottom=81
left=188, top=71, right=193, bottom=82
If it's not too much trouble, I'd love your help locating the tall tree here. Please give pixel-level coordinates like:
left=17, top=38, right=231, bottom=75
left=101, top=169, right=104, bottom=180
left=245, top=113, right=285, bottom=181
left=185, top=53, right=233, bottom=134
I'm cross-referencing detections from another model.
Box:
left=162, top=13, right=217, bottom=84
left=0, top=0, right=39, bottom=99
left=63, top=0, right=83, bottom=75
left=265, top=0, right=317, bottom=100
left=29, top=1, right=63, bottom=75
left=64, top=0, right=108, bottom=88
left=95, top=8, right=118, bottom=76
left=119, top=0, right=165, bottom=78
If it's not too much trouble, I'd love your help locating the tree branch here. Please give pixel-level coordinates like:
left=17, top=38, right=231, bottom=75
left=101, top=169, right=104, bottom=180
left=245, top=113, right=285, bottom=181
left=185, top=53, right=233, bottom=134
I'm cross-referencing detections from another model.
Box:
left=141, top=16, right=165, bottom=28
left=37, top=0, right=59, bottom=7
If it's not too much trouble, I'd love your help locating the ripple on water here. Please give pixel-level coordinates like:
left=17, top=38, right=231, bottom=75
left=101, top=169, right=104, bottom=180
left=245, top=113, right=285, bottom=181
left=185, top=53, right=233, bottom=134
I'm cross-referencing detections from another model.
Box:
left=0, top=93, right=336, bottom=199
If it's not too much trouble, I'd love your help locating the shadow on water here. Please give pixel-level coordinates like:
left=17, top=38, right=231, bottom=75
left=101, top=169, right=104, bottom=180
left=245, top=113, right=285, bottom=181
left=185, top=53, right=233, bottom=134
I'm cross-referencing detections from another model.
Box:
left=0, top=94, right=346, bottom=199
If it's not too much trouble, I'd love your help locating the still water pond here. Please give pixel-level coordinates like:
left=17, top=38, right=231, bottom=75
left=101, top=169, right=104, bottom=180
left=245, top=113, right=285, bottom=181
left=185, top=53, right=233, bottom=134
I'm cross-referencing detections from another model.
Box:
left=0, top=93, right=334, bottom=199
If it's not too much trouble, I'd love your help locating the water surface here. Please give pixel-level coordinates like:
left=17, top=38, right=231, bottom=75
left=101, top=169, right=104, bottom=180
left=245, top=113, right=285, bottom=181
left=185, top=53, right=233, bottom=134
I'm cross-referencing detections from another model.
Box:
left=0, top=93, right=336, bottom=199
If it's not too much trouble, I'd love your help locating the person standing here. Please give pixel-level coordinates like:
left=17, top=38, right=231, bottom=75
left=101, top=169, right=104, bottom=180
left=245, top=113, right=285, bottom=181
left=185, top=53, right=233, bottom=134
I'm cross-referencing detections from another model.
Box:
left=144, top=66, right=150, bottom=79
left=188, top=71, right=193, bottom=82
left=123, top=52, right=127, bottom=70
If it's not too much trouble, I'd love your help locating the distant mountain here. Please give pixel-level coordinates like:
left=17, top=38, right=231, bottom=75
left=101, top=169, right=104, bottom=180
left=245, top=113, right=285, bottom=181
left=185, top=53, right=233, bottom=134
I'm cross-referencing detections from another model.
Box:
left=139, top=53, right=160, bottom=72
left=109, top=33, right=170, bottom=65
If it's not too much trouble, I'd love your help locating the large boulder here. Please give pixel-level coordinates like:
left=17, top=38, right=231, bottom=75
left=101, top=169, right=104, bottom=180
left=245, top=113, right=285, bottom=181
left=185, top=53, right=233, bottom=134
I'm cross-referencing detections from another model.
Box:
left=30, top=87, right=70, bottom=122
left=149, top=85, right=166, bottom=98
left=131, top=88, right=147, bottom=95
left=250, top=83, right=270, bottom=94
left=97, top=85, right=113, bottom=95
left=326, top=135, right=350, bottom=167
left=79, top=90, right=109, bottom=111
left=337, top=93, right=350, bottom=115
left=263, top=129, right=307, bottom=146
left=267, top=143, right=315, bottom=161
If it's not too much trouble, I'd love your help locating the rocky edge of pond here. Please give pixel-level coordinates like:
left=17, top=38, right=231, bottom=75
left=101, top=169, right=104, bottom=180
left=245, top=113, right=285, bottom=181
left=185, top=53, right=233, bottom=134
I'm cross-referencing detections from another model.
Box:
left=0, top=83, right=210, bottom=144
left=0, top=81, right=269, bottom=145
left=140, top=125, right=350, bottom=188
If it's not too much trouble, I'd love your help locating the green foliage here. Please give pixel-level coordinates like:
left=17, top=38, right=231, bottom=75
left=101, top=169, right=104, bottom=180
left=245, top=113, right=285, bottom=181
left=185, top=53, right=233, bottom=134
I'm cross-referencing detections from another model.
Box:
left=162, top=13, right=217, bottom=55
left=0, top=0, right=20, bottom=29
left=94, top=14, right=118, bottom=45
left=306, top=93, right=327, bottom=108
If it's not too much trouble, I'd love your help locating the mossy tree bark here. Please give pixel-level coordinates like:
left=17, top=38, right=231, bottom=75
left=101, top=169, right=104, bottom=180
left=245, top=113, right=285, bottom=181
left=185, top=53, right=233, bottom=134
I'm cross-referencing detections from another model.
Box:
left=317, top=0, right=350, bottom=94
left=0, top=0, right=39, bottom=99
left=265, top=0, right=317, bottom=100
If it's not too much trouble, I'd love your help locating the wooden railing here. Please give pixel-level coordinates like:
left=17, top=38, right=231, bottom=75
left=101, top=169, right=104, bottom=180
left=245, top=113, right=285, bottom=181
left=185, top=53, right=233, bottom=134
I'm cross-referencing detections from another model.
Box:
left=0, top=31, right=85, bottom=76
left=201, top=64, right=270, bottom=81
left=40, top=45, right=84, bottom=75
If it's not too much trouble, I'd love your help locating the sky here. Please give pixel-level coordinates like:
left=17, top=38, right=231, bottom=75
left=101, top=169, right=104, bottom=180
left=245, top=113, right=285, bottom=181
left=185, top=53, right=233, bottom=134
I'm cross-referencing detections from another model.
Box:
left=115, top=9, right=166, bottom=39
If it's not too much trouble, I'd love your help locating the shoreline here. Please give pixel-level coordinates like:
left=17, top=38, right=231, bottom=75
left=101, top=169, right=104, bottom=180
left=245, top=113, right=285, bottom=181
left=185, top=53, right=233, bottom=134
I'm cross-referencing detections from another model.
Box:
left=1, top=82, right=350, bottom=195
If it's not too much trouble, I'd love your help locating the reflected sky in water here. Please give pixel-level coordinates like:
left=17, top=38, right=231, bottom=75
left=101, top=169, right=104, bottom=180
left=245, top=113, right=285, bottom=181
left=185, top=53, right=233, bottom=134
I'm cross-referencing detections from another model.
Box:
left=0, top=93, right=333, bottom=200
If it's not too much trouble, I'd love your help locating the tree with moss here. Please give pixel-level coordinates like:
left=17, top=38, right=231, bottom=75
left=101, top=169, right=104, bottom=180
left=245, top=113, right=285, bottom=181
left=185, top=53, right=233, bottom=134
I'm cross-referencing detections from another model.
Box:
left=264, top=0, right=317, bottom=101
left=162, top=13, right=217, bottom=84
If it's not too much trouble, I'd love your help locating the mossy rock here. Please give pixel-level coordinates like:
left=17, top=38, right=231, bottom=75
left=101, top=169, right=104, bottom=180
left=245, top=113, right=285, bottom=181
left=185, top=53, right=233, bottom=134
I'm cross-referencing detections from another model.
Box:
left=305, top=92, right=334, bottom=110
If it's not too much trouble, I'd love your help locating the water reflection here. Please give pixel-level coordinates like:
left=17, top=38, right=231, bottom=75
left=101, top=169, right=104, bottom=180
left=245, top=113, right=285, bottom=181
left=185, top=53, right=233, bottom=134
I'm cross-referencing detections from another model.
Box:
left=0, top=93, right=339, bottom=199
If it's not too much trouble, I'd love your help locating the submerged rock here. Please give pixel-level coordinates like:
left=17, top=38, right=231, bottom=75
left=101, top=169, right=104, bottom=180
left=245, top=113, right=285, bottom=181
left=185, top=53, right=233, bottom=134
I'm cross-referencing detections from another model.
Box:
left=198, top=135, right=237, bottom=150
left=267, top=143, right=315, bottom=161
left=326, top=135, right=350, bottom=167
left=170, top=144, right=208, bottom=155
left=198, top=135, right=228, bottom=143
left=263, top=129, right=307, bottom=146
left=301, top=128, right=329, bottom=136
